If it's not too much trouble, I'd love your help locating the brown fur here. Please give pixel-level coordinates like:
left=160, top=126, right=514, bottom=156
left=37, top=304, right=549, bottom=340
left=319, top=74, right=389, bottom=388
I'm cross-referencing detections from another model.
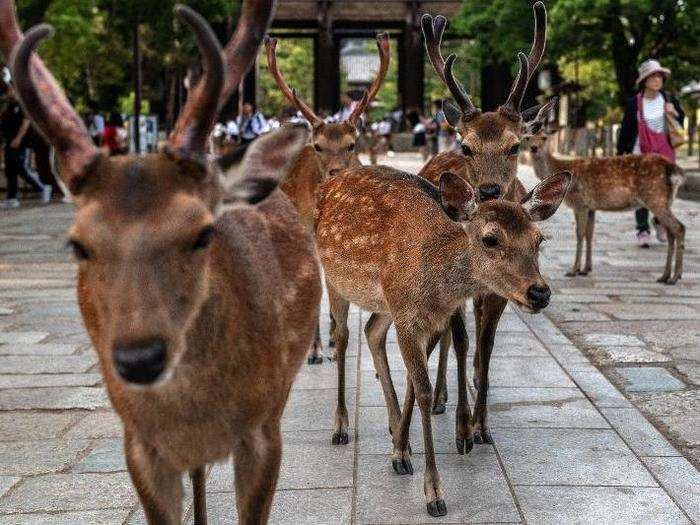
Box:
left=526, top=129, right=686, bottom=283
left=314, top=166, right=567, bottom=516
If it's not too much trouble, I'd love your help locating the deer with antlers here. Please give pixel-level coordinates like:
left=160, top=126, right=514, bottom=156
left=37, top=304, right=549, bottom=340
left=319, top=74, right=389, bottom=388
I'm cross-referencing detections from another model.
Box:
left=522, top=106, right=686, bottom=284
left=265, top=33, right=390, bottom=363
left=0, top=1, right=324, bottom=523
left=315, top=160, right=570, bottom=516
left=389, top=2, right=549, bottom=443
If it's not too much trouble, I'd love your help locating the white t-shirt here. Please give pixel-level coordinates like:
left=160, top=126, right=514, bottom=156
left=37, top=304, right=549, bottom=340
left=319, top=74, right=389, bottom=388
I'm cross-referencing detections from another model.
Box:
left=633, top=93, right=666, bottom=153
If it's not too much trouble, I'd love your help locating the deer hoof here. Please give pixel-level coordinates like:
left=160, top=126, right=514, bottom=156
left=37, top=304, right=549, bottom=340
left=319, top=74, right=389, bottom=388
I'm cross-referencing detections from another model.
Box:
left=307, top=355, right=324, bottom=365
left=473, top=428, right=494, bottom=444
left=473, top=375, right=480, bottom=390
left=328, top=339, right=336, bottom=348
left=331, top=431, right=349, bottom=445
left=657, top=276, right=671, bottom=284
left=431, top=403, right=446, bottom=415
left=565, top=271, right=578, bottom=277
left=665, top=277, right=680, bottom=285
left=392, top=458, right=414, bottom=475
left=427, top=499, right=447, bottom=517
left=456, top=436, right=473, bottom=455
left=577, top=270, right=589, bottom=276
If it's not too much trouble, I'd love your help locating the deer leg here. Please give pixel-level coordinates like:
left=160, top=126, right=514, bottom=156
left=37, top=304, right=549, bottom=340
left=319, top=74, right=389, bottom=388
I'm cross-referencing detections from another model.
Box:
left=581, top=209, right=595, bottom=275
left=364, top=313, right=401, bottom=438
left=232, top=423, right=282, bottom=525
left=328, top=312, right=337, bottom=348
left=396, top=328, right=447, bottom=517
left=124, top=429, right=183, bottom=524
left=472, top=297, right=483, bottom=390
left=450, top=307, right=473, bottom=455
left=566, top=209, right=587, bottom=277
left=432, top=329, right=451, bottom=415
left=307, top=323, right=324, bottom=365
left=328, top=285, right=351, bottom=445
left=472, top=294, right=507, bottom=445
left=190, top=466, right=207, bottom=525
left=653, top=209, right=685, bottom=284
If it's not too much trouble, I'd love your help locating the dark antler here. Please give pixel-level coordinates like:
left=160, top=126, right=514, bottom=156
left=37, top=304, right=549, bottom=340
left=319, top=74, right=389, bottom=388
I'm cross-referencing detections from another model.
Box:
left=264, top=37, right=323, bottom=126
left=348, top=33, right=391, bottom=125
left=422, top=14, right=479, bottom=120
left=168, top=5, right=225, bottom=155
left=500, top=53, right=529, bottom=118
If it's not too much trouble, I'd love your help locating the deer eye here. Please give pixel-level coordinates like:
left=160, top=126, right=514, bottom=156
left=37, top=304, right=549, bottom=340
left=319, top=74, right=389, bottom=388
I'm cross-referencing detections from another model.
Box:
left=508, top=143, right=521, bottom=156
left=461, top=143, right=474, bottom=157
left=67, top=240, right=89, bottom=261
left=348, top=143, right=355, bottom=152
left=192, top=226, right=216, bottom=251
left=482, top=235, right=498, bottom=248
left=314, top=143, right=322, bottom=153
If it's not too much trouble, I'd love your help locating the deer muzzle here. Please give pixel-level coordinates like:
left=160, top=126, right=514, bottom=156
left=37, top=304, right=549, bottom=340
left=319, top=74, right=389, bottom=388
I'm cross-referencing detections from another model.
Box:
left=112, top=338, right=168, bottom=385
left=526, top=284, right=551, bottom=311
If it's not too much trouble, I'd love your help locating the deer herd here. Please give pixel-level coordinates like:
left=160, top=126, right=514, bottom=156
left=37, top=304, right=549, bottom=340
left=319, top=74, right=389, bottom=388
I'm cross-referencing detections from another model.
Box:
left=0, top=0, right=687, bottom=522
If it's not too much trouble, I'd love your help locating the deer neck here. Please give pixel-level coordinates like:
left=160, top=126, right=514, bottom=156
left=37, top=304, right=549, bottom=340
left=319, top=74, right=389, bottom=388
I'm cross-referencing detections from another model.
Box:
left=427, top=225, right=482, bottom=304
left=531, top=143, right=555, bottom=181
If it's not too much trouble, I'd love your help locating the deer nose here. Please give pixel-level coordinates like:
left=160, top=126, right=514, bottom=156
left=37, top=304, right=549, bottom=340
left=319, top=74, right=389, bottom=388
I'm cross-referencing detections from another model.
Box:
left=113, top=339, right=167, bottom=385
left=530, top=146, right=539, bottom=154
left=527, top=284, right=551, bottom=310
left=478, top=184, right=501, bottom=201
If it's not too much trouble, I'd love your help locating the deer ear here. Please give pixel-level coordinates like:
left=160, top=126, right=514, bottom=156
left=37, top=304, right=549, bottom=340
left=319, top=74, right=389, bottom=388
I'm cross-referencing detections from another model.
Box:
left=522, top=97, right=558, bottom=137
left=443, top=99, right=461, bottom=127
left=521, top=171, right=571, bottom=222
left=219, top=124, right=309, bottom=205
left=439, top=172, right=477, bottom=221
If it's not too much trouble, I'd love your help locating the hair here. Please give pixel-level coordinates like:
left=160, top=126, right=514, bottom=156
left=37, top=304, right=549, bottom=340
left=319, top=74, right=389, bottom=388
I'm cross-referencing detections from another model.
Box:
left=108, top=112, right=124, bottom=127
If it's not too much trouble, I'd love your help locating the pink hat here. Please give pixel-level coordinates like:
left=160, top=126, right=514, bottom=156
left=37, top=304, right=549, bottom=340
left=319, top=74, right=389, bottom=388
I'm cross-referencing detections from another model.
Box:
left=636, top=59, right=671, bottom=86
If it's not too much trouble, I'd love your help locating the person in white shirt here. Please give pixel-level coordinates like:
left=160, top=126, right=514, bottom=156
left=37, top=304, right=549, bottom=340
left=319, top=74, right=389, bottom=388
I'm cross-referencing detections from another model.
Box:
left=236, top=103, right=268, bottom=144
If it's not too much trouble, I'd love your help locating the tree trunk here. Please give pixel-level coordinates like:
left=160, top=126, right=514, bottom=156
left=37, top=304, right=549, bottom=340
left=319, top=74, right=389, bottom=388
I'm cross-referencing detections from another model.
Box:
left=481, top=61, right=512, bottom=112
left=133, top=23, right=142, bottom=154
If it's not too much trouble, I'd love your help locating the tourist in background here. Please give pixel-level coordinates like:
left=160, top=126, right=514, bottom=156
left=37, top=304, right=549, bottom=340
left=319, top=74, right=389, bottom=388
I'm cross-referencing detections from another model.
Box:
left=618, top=59, right=685, bottom=248
left=102, top=113, right=127, bottom=156
left=236, top=102, right=268, bottom=144
left=406, top=106, right=430, bottom=161
left=87, top=105, right=105, bottom=147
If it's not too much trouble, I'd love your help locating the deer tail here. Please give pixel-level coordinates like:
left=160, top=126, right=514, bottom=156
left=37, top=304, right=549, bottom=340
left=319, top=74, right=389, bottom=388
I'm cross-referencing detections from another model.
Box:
left=666, top=163, right=686, bottom=203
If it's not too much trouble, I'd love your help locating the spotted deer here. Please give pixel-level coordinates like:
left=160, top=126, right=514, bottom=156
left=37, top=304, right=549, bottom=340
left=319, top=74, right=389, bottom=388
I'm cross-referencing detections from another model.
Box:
left=396, top=2, right=549, bottom=443
left=0, top=2, right=323, bottom=523
left=523, top=110, right=686, bottom=284
left=265, top=33, right=390, bottom=363
left=315, top=165, right=570, bottom=516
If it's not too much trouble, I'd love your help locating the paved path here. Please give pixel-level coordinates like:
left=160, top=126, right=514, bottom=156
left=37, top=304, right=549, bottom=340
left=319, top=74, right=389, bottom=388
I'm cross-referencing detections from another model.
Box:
left=0, top=157, right=698, bottom=524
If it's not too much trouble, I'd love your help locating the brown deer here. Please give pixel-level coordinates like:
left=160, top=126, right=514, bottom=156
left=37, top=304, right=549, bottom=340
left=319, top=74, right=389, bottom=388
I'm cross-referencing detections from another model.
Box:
left=265, top=33, right=390, bottom=363
left=523, top=110, right=686, bottom=284
left=315, top=165, right=570, bottom=516
left=0, top=2, right=323, bottom=523
left=395, top=2, right=549, bottom=443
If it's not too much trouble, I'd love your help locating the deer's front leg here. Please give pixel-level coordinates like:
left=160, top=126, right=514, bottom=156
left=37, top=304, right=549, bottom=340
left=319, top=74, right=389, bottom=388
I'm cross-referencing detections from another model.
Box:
left=581, top=209, right=595, bottom=274
left=396, top=328, right=447, bottom=517
left=307, top=323, right=324, bottom=365
left=472, top=294, right=507, bottom=445
left=566, top=209, right=587, bottom=276
left=124, top=429, right=183, bottom=525
left=450, top=307, right=473, bottom=454
left=328, top=286, right=351, bottom=445
left=232, top=424, right=283, bottom=525
left=432, top=329, right=451, bottom=415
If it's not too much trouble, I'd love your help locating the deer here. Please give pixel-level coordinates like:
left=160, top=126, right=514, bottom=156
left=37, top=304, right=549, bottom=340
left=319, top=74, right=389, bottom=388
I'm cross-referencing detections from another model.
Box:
left=376, top=1, right=548, bottom=444
left=265, top=33, right=390, bottom=363
left=0, top=2, right=324, bottom=523
left=522, top=105, right=686, bottom=284
left=315, top=162, right=570, bottom=516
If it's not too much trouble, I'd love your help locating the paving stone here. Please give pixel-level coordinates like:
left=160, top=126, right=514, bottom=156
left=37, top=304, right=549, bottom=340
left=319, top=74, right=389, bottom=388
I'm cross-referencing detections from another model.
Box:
left=0, top=387, right=109, bottom=410
left=0, top=373, right=102, bottom=388
left=358, top=368, right=463, bottom=408
left=0, top=412, right=80, bottom=441
left=594, top=346, right=671, bottom=364
left=64, top=410, right=124, bottom=439
left=74, top=439, right=127, bottom=473
left=0, top=307, right=13, bottom=315
left=593, top=303, right=700, bottom=321
left=468, top=332, right=550, bottom=357
left=0, top=439, right=91, bottom=475
left=567, top=366, right=633, bottom=408
left=0, top=509, right=132, bottom=525
left=281, top=388, right=355, bottom=433
left=355, top=451, right=520, bottom=523
left=515, top=486, right=690, bottom=525
left=657, top=414, right=700, bottom=447
left=0, top=343, right=79, bottom=356
left=615, top=367, right=686, bottom=392
left=584, top=333, right=645, bottom=347
left=546, top=344, right=592, bottom=369
left=292, top=356, right=357, bottom=390
left=601, top=408, right=679, bottom=457
left=642, top=456, right=700, bottom=522
left=0, top=475, right=19, bottom=498
left=0, top=332, right=48, bottom=344
left=0, top=472, right=136, bottom=512
left=495, top=428, right=656, bottom=486
left=0, top=354, right=97, bottom=374
left=483, top=357, right=575, bottom=388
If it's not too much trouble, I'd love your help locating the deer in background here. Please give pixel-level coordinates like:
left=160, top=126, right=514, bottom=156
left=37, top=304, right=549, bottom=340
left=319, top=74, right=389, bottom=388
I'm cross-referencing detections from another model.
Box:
left=399, top=2, right=549, bottom=443
left=0, top=1, right=323, bottom=523
left=315, top=162, right=570, bottom=516
left=523, top=105, right=686, bottom=284
left=265, top=33, right=390, bottom=363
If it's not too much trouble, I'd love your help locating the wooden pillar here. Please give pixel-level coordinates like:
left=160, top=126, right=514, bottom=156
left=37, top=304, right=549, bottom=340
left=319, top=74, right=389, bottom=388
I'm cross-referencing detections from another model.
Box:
left=241, top=60, right=257, bottom=108
left=314, top=4, right=340, bottom=114
left=399, top=2, right=424, bottom=113
left=481, top=62, right=511, bottom=112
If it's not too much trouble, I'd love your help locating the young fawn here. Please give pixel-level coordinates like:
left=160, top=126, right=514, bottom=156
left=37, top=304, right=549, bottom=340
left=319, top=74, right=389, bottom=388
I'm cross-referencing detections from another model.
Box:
left=523, top=110, right=686, bottom=284
left=405, top=1, right=550, bottom=442
left=265, top=33, right=390, bottom=363
left=1, top=2, right=322, bottom=523
left=315, top=167, right=570, bottom=516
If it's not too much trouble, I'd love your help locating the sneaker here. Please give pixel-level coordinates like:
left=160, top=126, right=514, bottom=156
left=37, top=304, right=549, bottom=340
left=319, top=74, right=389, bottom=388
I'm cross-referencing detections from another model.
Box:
left=0, top=199, right=20, bottom=209
left=41, top=185, right=53, bottom=204
left=653, top=220, right=668, bottom=244
left=637, top=230, right=651, bottom=248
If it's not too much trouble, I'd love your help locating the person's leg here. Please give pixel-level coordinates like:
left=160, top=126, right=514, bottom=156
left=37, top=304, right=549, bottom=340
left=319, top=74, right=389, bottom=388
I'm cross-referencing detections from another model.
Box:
left=17, top=148, right=46, bottom=192
left=635, top=208, right=650, bottom=232
left=4, top=146, right=19, bottom=201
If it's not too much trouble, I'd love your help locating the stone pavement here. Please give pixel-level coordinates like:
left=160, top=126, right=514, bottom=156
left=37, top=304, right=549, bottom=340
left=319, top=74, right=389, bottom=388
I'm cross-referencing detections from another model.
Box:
left=0, top=156, right=699, bottom=524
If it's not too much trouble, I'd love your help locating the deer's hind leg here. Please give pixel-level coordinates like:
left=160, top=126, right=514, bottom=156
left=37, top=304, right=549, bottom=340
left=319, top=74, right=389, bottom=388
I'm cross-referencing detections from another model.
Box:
left=432, top=328, right=451, bottom=415
left=581, top=209, right=596, bottom=275
left=190, top=466, right=207, bottom=525
left=653, top=208, right=685, bottom=284
left=328, top=284, right=351, bottom=445
left=566, top=208, right=588, bottom=276
left=307, top=323, right=324, bottom=365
